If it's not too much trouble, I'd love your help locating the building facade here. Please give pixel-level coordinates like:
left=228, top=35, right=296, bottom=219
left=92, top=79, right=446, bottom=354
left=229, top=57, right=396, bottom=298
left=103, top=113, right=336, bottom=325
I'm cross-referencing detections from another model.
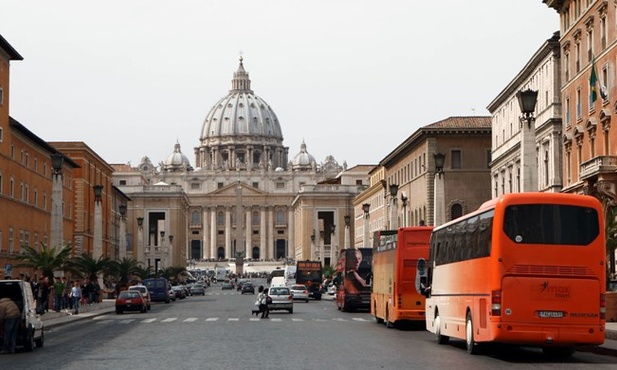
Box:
left=0, top=35, right=76, bottom=277
left=113, top=58, right=371, bottom=270
left=356, top=116, right=493, bottom=248
left=488, top=31, right=563, bottom=196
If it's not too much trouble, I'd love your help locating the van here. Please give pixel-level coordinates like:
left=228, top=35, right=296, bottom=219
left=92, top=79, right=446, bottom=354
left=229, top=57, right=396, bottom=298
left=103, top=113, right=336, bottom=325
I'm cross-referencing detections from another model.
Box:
left=0, top=280, right=44, bottom=351
left=270, top=276, right=286, bottom=287
left=143, top=277, right=170, bottom=303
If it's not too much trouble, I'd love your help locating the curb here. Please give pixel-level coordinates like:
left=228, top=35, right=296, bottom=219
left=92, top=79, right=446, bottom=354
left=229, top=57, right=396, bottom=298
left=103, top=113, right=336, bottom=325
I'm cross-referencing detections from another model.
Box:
left=43, top=308, right=115, bottom=329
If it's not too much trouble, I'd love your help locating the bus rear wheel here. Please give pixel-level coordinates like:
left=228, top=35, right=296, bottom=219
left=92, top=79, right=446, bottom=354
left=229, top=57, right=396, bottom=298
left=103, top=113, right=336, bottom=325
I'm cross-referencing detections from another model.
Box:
left=435, top=312, right=449, bottom=344
left=466, top=312, right=479, bottom=355
left=374, top=303, right=384, bottom=324
left=385, top=308, right=394, bottom=328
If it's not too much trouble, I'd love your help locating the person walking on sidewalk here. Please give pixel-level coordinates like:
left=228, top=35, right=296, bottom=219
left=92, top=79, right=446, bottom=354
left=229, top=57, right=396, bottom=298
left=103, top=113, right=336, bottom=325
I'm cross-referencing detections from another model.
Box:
left=0, top=297, right=20, bottom=354
left=53, top=276, right=65, bottom=312
left=70, top=281, right=82, bottom=315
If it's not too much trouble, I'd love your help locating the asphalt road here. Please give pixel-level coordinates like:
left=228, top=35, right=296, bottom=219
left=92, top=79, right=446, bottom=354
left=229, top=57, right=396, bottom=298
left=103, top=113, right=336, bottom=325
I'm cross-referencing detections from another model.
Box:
left=2, top=279, right=616, bottom=370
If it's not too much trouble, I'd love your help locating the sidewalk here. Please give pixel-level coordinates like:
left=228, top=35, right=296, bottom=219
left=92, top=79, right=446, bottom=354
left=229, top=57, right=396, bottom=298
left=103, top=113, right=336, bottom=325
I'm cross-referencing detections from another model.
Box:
left=39, top=299, right=617, bottom=357
left=41, top=299, right=116, bottom=328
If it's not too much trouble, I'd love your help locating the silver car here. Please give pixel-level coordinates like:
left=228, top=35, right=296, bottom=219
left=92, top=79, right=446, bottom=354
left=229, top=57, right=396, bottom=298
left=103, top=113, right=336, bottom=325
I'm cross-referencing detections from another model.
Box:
left=267, top=286, right=294, bottom=313
left=289, top=285, right=309, bottom=303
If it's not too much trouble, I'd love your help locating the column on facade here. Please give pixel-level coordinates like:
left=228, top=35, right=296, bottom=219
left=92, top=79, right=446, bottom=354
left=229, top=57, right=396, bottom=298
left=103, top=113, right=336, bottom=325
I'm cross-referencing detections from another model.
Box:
left=245, top=207, right=251, bottom=258
left=267, top=207, right=274, bottom=259
left=260, top=206, right=267, bottom=260
left=225, top=207, right=231, bottom=259
left=202, top=207, right=209, bottom=259
left=210, top=207, right=217, bottom=259
left=287, top=207, right=294, bottom=258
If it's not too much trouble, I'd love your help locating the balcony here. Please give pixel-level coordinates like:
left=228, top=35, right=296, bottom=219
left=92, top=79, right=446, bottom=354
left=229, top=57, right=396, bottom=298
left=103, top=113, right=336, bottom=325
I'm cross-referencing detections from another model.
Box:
left=579, top=155, right=617, bottom=180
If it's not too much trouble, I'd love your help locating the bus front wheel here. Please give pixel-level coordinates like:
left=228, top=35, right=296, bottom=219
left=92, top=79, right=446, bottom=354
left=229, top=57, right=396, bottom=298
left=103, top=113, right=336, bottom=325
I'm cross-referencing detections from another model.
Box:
left=466, top=312, right=479, bottom=355
left=434, top=312, right=449, bottom=344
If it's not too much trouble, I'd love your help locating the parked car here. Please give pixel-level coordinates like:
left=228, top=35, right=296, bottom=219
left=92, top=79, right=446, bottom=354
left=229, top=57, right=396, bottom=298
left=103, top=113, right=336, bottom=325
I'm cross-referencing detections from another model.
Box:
left=168, top=288, right=176, bottom=302
left=128, top=285, right=151, bottom=310
left=267, top=286, right=293, bottom=313
left=327, top=283, right=336, bottom=295
left=0, top=279, right=44, bottom=351
left=190, top=284, right=206, bottom=296
left=289, top=285, right=309, bottom=303
left=241, top=283, right=255, bottom=294
left=236, top=280, right=251, bottom=291
left=221, top=282, right=234, bottom=290
left=172, top=285, right=187, bottom=299
left=115, top=290, right=147, bottom=314
left=144, top=277, right=171, bottom=303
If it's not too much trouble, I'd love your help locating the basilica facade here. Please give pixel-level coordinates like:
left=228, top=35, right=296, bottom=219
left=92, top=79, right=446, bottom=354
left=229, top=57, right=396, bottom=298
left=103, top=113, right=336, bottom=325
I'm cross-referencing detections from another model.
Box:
left=113, top=58, right=370, bottom=271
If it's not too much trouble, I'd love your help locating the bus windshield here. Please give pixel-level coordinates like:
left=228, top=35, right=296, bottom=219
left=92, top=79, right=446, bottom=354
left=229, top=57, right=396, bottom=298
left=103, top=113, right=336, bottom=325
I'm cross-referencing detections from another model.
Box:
left=503, top=204, right=599, bottom=245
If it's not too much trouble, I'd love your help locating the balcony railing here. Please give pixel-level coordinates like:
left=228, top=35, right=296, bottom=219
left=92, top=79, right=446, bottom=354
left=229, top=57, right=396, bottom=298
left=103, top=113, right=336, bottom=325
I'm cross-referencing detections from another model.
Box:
left=579, top=155, right=617, bottom=180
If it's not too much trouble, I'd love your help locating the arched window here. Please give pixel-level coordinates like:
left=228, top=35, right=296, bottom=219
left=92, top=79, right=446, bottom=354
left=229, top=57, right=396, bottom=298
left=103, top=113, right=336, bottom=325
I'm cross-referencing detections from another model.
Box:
left=217, top=211, right=224, bottom=225
left=451, top=204, right=463, bottom=220
left=252, top=211, right=260, bottom=225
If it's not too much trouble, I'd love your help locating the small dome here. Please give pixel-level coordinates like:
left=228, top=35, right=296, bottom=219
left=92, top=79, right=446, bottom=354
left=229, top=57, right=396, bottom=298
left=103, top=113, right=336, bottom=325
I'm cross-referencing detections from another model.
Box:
left=163, top=142, right=193, bottom=172
left=291, top=140, right=316, bottom=171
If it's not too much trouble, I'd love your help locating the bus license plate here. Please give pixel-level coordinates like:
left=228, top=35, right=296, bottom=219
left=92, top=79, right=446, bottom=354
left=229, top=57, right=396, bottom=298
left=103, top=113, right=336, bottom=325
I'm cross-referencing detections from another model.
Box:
left=538, top=311, right=564, bottom=318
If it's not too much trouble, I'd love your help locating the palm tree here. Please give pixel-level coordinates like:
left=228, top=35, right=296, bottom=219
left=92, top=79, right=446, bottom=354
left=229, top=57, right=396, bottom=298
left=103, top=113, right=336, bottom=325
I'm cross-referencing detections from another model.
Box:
left=12, top=243, right=73, bottom=278
left=159, top=266, right=187, bottom=283
left=66, top=253, right=111, bottom=281
left=134, top=265, right=154, bottom=281
left=109, top=257, right=142, bottom=288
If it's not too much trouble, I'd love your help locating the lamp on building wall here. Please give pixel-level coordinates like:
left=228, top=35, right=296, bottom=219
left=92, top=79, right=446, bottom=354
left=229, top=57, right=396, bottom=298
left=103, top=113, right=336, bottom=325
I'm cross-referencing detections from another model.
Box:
left=344, top=215, right=351, bottom=249
left=362, top=203, right=371, bottom=218
left=516, top=88, right=538, bottom=128
left=400, top=193, right=408, bottom=227
left=137, top=217, right=144, bottom=228
left=93, top=185, right=103, bottom=202
left=310, top=232, right=316, bottom=243
left=169, top=235, right=173, bottom=244
left=137, top=216, right=145, bottom=260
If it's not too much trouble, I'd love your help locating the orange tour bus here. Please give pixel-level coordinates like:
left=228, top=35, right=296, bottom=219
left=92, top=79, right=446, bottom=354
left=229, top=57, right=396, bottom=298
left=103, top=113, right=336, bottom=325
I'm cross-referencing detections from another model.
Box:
left=371, top=226, right=433, bottom=328
left=420, top=192, right=606, bottom=356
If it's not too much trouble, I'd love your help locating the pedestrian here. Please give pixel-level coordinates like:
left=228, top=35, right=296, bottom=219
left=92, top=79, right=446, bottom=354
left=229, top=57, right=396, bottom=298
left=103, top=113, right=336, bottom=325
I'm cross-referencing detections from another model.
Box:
left=252, top=285, right=269, bottom=318
left=62, top=277, right=71, bottom=310
left=0, top=297, right=21, bottom=354
left=36, top=276, right=49, bottom=314
left=53, top=276, right=65, bottom=312
left=70, top=281, right=82, bottom=315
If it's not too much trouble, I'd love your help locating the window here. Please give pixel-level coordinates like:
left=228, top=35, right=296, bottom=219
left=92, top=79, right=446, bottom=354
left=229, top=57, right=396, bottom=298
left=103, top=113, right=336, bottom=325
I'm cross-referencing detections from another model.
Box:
left=217, top=211, right=224, bottom=225
left=451, top=150, right=461, bottom=169
left=120, top=180, right=127, bottom=186
left=0, top=127, right=3, bottom=143
left=217, top=182, right=224, bottom=189
left=565, top=52, right=570, bottom=81
left=191, top=211, right=200, bottom=224
left=0, top=86, right=4, bottom=106
left=576, top=88, right=582, bottom=119
left=576, top=41, right=581, bottom=72
left=565, top=96, right=571, bottom=125
left=601, top=65, right=609, bottom=100
left=276, top=210, right=285, bottom=225
left=190, top=182, right=200, bottom=189
left=252, top=182, right=259, bottom=189
left=252, top=211, right=260, bottom=225
left=587, top=28, right=593, bottom=62
left=276, top=182, right=285, bottom=189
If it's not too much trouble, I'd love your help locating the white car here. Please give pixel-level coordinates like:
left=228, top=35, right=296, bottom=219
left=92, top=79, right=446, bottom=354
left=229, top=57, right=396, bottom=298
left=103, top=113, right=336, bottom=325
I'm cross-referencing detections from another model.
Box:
left=289, top=284, right=309, bottom=303
left=327, top=283, right=336, bottom=295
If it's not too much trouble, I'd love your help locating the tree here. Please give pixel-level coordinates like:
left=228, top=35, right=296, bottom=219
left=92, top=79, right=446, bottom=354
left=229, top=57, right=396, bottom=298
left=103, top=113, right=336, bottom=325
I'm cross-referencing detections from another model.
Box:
left=134, top=265, right=154, bottom=281
left=159, top=266, right=187, bottom=283
left=12, top=243, right=73, bottom=278
left=323, top=264, right=336, bottom=279
left=66, top=253, right=111, bottom=281
left=109, top=257, right=142, bottom=287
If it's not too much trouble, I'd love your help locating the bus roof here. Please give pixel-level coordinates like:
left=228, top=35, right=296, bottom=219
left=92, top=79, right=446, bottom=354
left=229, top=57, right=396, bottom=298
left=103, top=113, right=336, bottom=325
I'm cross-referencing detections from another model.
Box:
left=435, top=192, right=602, bottom=233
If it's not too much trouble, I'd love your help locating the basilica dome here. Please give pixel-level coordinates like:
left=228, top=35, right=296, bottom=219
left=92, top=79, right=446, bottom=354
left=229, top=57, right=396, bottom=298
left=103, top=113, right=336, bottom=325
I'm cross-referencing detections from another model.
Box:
left=291, top=140, right=316, bottom=171
left=196, top=57, right=287, bottom=171
left=162, top=142, right=193, bottom=172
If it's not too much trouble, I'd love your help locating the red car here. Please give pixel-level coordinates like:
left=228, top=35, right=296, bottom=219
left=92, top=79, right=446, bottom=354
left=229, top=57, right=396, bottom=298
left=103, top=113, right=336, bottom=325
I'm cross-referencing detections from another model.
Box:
left=116, top=290, right=147, bottom=314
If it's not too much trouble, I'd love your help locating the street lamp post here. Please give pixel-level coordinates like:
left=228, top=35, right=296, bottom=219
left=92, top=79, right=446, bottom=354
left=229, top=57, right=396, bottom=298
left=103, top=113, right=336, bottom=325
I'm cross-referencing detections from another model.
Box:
left=310, top=232, right=316, bottom=261
left=362, top=203, right=370, bottom=247
left=433, top=153, right=446, bottom=226
left=168, top=235, right=173, bottom=268
left=319, top=230, right=325, bottom=266
left=118, top=204, right=127, bottom=260
left=50, top=153, right=64, bottom=249
left=517, top=88, right=539, bottom=192
left=160, top=231, right=165, bottom=269
left=400, top=193, right=408, bottom=227
left=330, top=224, right=337, bottom=266
left=389, top=184, right=399, bottom=230
left=344, top=215, right=351, bottom=249
left=93, top=185, right=104, bottom=259
left=137, top=217, right=144, bottom=264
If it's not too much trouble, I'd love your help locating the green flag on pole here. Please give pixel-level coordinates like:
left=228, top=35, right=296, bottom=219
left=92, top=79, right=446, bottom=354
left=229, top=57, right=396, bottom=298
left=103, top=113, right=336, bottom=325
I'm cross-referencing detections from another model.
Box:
left=590, top=56, right=598, bottom=103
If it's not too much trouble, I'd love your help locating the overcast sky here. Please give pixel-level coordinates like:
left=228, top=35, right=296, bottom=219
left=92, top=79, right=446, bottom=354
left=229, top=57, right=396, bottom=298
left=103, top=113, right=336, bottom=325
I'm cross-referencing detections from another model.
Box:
left=1, top=1, right=558, bottom=168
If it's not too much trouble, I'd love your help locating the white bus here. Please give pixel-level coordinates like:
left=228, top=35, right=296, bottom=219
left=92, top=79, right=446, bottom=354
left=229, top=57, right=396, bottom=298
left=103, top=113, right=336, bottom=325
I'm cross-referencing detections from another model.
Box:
left=284, top=265, right=297, bottom=287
